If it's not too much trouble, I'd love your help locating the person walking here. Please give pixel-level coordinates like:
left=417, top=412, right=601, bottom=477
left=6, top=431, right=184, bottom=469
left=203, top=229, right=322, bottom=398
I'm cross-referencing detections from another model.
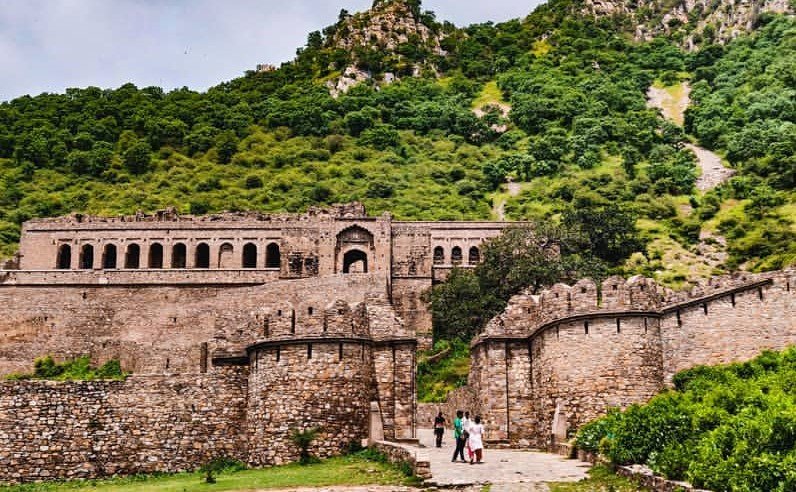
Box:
left=462, top=411, right=473, bottom=462
left=468, top=415, right=485, bottom=464
left=451, top=410, right=466, bottom=462
left=433, top=411, right=446, bottom=448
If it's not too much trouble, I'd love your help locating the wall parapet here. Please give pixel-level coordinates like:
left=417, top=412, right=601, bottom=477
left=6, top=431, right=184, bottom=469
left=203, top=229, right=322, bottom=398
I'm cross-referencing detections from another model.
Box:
left=466, top=268, right=794, bottom=449
left=474, top=271, right=791, bottom=348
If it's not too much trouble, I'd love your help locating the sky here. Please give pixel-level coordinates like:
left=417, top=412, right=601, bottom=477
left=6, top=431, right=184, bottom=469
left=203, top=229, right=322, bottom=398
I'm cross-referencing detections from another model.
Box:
left=0, top=0, right=545, bottom=102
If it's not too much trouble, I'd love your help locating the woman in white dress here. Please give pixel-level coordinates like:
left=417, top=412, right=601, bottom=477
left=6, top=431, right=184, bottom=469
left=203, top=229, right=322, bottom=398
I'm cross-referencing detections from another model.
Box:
left=468, top=415, right=485, bottom=464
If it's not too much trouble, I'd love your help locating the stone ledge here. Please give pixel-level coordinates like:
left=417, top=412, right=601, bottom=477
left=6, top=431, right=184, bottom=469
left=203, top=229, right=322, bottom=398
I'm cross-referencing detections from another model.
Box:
left=617, top=464, right=711, bottom=492
left=372, top=440, right=431, bottom=480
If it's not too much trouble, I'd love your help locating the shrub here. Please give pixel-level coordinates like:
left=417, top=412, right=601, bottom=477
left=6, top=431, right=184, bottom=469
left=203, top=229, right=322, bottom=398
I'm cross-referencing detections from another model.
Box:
left=291, top=427, right=321, bottom=465
left=575, top=347, right=796, bottom=488
left=6, top=355, right=129, bottom=381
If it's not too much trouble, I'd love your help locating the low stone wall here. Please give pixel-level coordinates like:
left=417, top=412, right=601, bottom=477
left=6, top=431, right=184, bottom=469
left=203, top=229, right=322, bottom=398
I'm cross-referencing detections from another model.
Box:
left=616, top=465, right=710, bottom=492
left=578, top=451, right=709, bottom=492
left=0, top=372, right=247, bottom=484
left=416, top=386, right=478, bottom=430
left=372, top=440, right=431, bottom=480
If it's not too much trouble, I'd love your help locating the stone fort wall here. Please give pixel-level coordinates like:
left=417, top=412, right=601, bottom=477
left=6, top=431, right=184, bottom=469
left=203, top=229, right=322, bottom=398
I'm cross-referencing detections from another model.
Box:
left=7, top=204, right=513, bottom=348
left=0, top=273, right=385, bottom=376
left=0, top=371, right=248, bottom=483
left=469, top=270, right=795, bottom=448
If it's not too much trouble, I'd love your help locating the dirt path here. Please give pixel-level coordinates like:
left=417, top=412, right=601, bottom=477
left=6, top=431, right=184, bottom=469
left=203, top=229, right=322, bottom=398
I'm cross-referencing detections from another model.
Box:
left=493, top=180, right=523, bottom=221
left=647, top=83, right=734, bottom=191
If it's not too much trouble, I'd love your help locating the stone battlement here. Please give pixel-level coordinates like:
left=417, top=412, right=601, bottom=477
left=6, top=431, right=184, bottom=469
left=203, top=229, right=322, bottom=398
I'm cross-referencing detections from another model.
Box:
left=468, top=268, right=795, bottom=449
left=25, top=203, right=372, bottom=227
left=477, top=269, right=794, bottom=343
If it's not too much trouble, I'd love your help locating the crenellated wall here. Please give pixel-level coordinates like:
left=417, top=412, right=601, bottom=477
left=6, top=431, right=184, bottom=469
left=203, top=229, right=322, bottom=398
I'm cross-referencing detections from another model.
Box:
left=0, top=273, right=385, bottom=376
left=247, top=342, right=372, bottom=466
left=469, top=269, right=796, bottom=448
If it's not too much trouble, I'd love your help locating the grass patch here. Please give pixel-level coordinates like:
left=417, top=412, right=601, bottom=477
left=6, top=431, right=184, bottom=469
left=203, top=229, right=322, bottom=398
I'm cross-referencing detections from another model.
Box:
left=547, top=465, right=649, bottom=491
left=0, top=451, right=418, bottom=492
left=472, top=81, right=506, bottom=110
left=650, top=81, right=688, bottom=126
left=417, top=340, right=470, bottom=402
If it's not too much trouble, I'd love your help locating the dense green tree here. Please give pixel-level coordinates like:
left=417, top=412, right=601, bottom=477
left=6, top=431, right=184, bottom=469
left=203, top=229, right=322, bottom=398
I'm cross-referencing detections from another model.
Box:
left=122, top=141, right=152, bottom=174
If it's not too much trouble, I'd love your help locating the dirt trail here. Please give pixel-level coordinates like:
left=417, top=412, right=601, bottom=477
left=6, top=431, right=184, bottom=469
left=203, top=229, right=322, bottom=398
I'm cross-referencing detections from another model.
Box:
left=494, top=180, right=523, bottom=221
left=647, top=83, right=734, bottom=191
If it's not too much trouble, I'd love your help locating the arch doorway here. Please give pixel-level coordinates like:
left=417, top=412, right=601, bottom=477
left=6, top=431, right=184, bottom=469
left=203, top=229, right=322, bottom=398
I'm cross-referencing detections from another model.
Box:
left=343, top=249, right=368, bottom=273
left=335, top=225, right=374, bottom=274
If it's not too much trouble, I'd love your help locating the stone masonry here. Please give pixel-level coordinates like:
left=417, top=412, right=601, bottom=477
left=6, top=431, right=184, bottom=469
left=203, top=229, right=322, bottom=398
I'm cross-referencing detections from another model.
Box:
left=1, top=204, right=794, bottom=483
left=10, top=203, right=510, bottom=350
left=468, top=270, right=795, bottom=449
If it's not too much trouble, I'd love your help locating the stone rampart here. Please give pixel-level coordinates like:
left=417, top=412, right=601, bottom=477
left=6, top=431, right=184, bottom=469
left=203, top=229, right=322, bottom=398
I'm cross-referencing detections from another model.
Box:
left=0, top=371, right=247, bottom=483
left=5, top=204, right=518, bottom=347
left=0, top=273, right=384, bottom=376
left=247, top=342, right=372, bottom=466
left=468, top=269, right=795, bottom=448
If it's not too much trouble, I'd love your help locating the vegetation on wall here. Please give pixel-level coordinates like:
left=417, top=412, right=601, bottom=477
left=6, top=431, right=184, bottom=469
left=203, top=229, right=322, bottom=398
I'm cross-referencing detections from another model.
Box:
left=575, top=347, right=796, bottom=491
left=5, top=355, right=128, bottom=381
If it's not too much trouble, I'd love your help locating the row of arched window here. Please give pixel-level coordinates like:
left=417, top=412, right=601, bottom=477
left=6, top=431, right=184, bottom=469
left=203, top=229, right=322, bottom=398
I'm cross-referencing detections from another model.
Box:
left=56, top=242, right=281, bottom=270
left=433, top=246, right=480, bottom=266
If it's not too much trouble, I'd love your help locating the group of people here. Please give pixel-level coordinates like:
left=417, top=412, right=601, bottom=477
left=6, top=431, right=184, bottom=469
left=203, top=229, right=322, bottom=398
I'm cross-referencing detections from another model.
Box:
left=432, top=410, right=485, bottom=464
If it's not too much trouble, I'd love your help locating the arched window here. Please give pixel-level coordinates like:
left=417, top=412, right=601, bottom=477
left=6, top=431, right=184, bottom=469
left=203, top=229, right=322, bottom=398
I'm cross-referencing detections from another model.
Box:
left=79, top=244, right=94, bottom=269
left=195, top=243, right=210, bottom=268
left=242, top=243, right=257, bottom=268
left=451, top=246, right=463, bottom=265
left=469, top=246, right=480, bottom=264
left=148, top=243, right=163, bottom=269
left=102, top=244, right=117, bottom=269
left=343, top=249, right=368, bottom=273
left=171, top=243, right=186, bottom=268
left=56, top=244, right=72, bottom=269
left=266, top=243, right=281, bottom=269
left=433, top=246, right=444, bottom=265
left=125, top=244, right=140, bottom=269
left=218, top=243, right=234, bottom=268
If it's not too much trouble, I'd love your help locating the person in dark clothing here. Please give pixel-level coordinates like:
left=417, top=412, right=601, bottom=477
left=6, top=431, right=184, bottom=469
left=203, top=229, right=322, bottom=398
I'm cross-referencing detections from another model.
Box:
left=433, top=411, right=446, bottom=447
left=451, top=410, right=466, bottom=462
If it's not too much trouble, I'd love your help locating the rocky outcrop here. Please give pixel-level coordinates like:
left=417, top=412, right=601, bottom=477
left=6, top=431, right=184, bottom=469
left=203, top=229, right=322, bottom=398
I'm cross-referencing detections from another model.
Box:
left=581, top=0, right=793, bottom=49
left=321, top=0, right=446, bottom=95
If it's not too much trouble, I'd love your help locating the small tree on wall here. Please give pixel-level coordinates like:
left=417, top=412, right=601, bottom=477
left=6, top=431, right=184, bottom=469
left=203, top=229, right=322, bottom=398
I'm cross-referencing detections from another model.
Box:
left=291, top=427, right=321, bottom=464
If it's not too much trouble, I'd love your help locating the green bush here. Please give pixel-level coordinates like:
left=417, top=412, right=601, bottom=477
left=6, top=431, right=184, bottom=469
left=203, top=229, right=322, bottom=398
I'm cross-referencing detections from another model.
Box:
left=575, top=347, right=796, bottom=490
left=5, top=355, right=129, bottom=381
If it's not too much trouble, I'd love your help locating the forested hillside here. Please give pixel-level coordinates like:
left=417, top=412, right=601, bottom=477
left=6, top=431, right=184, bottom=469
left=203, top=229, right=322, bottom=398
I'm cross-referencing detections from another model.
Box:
left=0, top=0, right=793, bottom=285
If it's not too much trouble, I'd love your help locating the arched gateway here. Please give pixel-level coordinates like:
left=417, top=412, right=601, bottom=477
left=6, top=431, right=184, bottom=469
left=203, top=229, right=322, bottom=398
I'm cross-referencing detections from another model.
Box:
left=335, top=225, right=374, bottom=274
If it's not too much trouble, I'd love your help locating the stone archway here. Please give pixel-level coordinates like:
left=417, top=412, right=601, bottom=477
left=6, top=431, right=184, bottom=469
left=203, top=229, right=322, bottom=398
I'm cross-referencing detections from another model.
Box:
left=335, top=225, right=374, bottom=274
left=343, top=249, right=368, bottom=273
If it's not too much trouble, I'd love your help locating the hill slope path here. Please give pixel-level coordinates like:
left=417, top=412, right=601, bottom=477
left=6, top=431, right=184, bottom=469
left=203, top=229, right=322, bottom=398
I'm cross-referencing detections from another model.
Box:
left=647, top=83, right=735, bottom=191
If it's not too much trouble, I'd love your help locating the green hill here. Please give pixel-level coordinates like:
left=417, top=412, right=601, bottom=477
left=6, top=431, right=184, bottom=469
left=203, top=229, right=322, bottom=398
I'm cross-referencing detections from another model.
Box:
left=0, top=0, right=793, bottom=283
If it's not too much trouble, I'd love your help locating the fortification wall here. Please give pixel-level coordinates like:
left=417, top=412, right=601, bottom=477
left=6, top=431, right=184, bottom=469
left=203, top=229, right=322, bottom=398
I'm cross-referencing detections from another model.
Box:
left=372, top=342, right=418, bottom=441
left=467, top=270, right=795, bottom=448
left=0, top=274, right=385, bottom=376
left=661, top=272, right=795, bottom=384
left=529, top=316, right=663, bottom=448
left=416, top=386, right=478, bottom=429
left=0, top=371, right=247, bottom=483
left=247, top=342, right=372, bottom=466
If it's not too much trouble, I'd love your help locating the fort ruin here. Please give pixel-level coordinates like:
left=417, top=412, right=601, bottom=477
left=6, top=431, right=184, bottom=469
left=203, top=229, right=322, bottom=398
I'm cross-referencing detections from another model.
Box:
left=0, top=203, right=505, bottom=482
left=0, top=203, right=793, bottom=483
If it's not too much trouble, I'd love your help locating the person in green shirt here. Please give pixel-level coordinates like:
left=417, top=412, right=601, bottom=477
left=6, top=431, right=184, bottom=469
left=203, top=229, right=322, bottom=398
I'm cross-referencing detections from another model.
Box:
left=451, top=410, right=466, bottom=462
